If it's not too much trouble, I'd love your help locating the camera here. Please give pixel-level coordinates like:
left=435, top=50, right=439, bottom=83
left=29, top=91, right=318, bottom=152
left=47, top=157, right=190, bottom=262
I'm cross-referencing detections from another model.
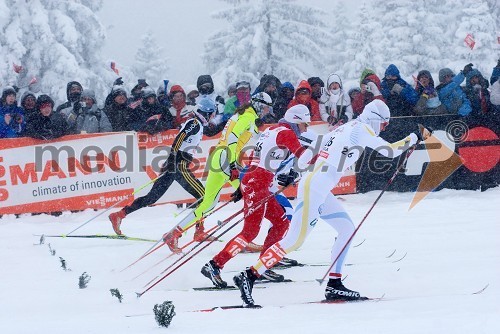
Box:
left=80, top=101, right=87, bottom=108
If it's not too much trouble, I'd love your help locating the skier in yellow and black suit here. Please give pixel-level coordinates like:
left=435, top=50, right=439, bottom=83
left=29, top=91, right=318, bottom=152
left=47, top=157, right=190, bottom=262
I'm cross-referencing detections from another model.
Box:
left=163, top=81, right=263, bottom=252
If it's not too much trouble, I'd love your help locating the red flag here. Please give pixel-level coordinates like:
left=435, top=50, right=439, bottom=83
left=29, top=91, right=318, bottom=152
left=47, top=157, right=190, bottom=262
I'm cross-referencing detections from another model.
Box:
left=12, top=62, right=23, bottom=73
left=464, top=33, right=475, bottom=50
left=110, top=61, right=119, bottom=75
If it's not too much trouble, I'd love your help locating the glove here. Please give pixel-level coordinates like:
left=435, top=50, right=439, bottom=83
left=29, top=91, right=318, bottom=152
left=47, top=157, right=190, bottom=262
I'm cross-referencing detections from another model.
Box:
left=391, top=83, right=404, bottom=95
left=366, top=81, right=381, bottom=96
left=415, top=124, right=433, bottom=141
left=113, top=77, right=124, bottom=86
left=230, top=187, right=243, bottom=203
left=462, top=63, right=473, bottom=75
left=229, top=162, right=239, bottom=181
left=422, top=86, right=436, bottom=97
left=215, top=95, right=225, bottom=105
left=73, top=102, right=82, bottom=114
left=277, top=169, right=299, bottom=187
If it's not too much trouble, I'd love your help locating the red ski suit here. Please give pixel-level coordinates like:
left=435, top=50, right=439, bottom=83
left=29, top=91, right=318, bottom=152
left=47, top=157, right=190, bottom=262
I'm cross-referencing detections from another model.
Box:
left=213, top=123, right=305, bottom=268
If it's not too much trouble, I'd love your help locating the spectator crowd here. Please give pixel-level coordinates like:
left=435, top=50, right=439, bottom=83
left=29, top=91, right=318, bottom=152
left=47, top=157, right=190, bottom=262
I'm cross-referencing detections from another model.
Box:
left=1, top=60, right=499, bottom=140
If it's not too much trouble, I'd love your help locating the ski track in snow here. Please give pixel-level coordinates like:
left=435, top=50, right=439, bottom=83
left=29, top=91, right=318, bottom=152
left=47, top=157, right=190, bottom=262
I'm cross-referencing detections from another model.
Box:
left=0, top=188, right=499, bottom=334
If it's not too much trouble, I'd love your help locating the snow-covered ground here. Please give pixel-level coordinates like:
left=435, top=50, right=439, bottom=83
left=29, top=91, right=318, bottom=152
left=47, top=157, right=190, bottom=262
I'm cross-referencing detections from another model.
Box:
left=0, top=188, right=499, bottom=334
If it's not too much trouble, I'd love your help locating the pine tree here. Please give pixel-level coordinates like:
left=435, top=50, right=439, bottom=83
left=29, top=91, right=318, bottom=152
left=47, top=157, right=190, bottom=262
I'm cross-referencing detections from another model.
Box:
left=203, top=0, right=331, bottom=90
left=132, top=30, right=169, bottom=89
left=325, top=1, right=352, bottom=79
left=0, top=0, right=115, bottom=103
left=452, top=0, right=498, bottom=75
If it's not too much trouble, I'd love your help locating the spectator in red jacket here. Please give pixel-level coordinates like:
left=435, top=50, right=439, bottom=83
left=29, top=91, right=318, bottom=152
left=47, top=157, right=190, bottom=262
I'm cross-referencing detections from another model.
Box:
left=351, top=68, right=385, bottom=118
left=287, top=80, right=321, bottom=121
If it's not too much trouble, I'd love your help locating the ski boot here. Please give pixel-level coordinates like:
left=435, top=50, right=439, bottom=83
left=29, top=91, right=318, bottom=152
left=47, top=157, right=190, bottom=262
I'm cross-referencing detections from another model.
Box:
left=193, top=222, right=217, bottom=242
left=234, top=268, right=261, bottom=308
left=324, top=278, right=368, bottom=301
left=201, top=260, right=228, bottom=288
left=162, top=226, right=183, bottom=254
left=258, top=269, right=285, bottom=282
left=274, top=257, right=300, bottom=268
left=108, top=209, right=126, bottom=235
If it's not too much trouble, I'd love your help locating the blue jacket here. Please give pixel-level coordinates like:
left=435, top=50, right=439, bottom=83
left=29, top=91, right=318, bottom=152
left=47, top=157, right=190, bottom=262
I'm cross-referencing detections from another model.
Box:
left=380, top=64, right=419, bottom=116
left=490, top=66, right=500, bottom=86
left=436, top=72, right=472, bottom=116
left=0, top=103, right=25, bottom=138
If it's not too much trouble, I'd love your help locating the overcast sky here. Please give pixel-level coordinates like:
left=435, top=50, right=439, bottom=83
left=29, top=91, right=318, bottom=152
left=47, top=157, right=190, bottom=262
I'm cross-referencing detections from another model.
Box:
left=99, top=0, right=357, bottom=85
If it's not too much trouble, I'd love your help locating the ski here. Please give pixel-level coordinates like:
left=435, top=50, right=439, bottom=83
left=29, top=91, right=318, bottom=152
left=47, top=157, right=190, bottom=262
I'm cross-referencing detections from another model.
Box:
left=34, top=234, right=156, bottom=242
left=254, top=278, right=294, bottom=284
left=192, top=305, right=262, bottom=312
left=193, top=286, right=267, bottom=291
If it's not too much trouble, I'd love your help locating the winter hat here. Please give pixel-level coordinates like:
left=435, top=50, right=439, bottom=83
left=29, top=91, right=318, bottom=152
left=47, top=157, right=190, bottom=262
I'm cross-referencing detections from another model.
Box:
left=66, top=81, right=83, bottom=101
left=348, top=87, right=361, bottom=97
left=360, top=68, right=376, bottom=84
left=358, top=100, right=390, bottom=136
left=197, top=75, right=214, bottom=94
left=112, top=85, right=128, bottom=98
left=227, top=83, right=237, bottom=95
left=236, top=81, right=251, bottom=90
left=21, top=91, right=36, bottom=108
left=1, top=86, right=17, bottom=102
left=284, top=104, right=311, bottom=124
left=384, top=64, right=400, bottom=78
left=141, top=86, right=156, bottom=99
left=169, top=85, right=185, bottom=97
left=36, top=94, right=55, bottom=109
left=438, top=68, right=455, bottom=83
left=185, top=85, right=198, bottom=96
left=81, top=89, right=96, bottom=103
left=307, top=77, right=325, bottom=87
left=282, top=82, right=294, bottom=91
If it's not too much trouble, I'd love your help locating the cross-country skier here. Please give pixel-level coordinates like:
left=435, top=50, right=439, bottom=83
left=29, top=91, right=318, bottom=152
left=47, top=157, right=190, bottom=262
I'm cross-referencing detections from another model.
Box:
left=234, top=99, right=432, bottom=307
left=200, top=105, right=314, bottom=288
left=108, top=98, right=216, bottom=235
left=162, top=81, right=263, bottom=252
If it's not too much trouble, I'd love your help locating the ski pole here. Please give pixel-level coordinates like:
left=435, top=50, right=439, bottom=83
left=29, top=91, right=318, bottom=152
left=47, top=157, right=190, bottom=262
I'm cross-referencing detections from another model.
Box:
left=316, top=138, right=424, bottom=285
left=138, top=184, right=293, bottom=297
left=121, top=199, right=233, bottom=273
left=120, top=197, right=206, bottom=270
left=66, top=170, right=169, bottom=236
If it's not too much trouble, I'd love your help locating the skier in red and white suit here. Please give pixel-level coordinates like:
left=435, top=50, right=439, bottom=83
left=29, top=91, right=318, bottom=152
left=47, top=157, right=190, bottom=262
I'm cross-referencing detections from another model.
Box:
left=201, top=105, right=314, bottom=288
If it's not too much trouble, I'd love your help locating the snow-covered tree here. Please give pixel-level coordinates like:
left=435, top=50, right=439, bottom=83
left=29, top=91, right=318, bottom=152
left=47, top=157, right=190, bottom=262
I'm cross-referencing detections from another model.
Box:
left=324, top=1, right=352, bottom=79
left=203, top=0, right=332, bottom=90
left=132, top=30, right=169, bottom=89
left=451, top=0, right=498, bottom=75
left=0, top=0, right=115, bottom=104
left=343, top=2, right=385, bottom=81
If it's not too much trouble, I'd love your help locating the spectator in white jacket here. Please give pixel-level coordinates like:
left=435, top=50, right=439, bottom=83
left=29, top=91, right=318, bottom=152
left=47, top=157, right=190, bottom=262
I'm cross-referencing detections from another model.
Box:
left=319, top=73, right=353, bottom=126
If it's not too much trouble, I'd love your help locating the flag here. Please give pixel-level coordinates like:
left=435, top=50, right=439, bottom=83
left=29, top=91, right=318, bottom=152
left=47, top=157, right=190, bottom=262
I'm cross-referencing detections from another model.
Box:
left=464, top=33, right=475, bottom=50
left=12, top=62, right=23, bottom=73
left=110, top=62, right=119, bottom=75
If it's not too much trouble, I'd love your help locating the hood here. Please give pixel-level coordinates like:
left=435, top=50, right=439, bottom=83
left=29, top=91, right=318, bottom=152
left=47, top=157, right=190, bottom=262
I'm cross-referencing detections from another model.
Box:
left=65, top=81, right=83, bottom=101
left=326, top=73, right=343, bottom=90
left=465, top=69, right=484, bottom=87
left=384, top=64, right=401, bottom=78
left=295, top=80, right=312, bottom=94
left=196, top=75, right=214, bottom=92
left=416, top=70, right=435, bottom=93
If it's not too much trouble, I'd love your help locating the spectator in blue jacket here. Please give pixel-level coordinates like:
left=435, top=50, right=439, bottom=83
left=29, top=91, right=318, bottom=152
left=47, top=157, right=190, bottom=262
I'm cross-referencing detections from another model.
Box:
left=464, top=67, right=491, bottom=115
left=436, top=65, right=472, bottom=116
left=0, top=86, right=25, bottom=138
left=490, top=59, right=500, bottom=114
left=380, top=64, right=419, bottom=116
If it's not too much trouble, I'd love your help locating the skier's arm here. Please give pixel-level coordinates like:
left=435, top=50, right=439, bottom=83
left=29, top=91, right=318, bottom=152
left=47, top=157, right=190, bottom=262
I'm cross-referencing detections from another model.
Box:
left=360, top=124, right=418, bottom=158
left=171, top=119, right=200, bottom=154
